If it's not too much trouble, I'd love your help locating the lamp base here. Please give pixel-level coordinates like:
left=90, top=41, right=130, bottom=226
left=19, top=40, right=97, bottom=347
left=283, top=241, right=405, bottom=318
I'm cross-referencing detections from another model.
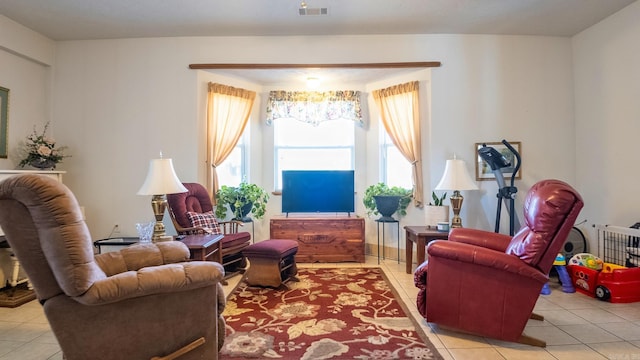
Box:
left=450, top=190, right=464, bottom=228
left=451, top=215, right=463, bottom=228
left=152, top=221, right=166, bottom=242
left=156, top=235, right=174, bottom=242
left=150, top=194, right=168, bottom=242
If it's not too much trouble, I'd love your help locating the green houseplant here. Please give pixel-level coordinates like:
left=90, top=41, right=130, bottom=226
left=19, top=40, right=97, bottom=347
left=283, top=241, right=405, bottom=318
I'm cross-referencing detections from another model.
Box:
left=363, top=183, right=413, bottom=221
left=214, top=182, right=269, bottom=221
left=429, top=191, right=447, bottom=206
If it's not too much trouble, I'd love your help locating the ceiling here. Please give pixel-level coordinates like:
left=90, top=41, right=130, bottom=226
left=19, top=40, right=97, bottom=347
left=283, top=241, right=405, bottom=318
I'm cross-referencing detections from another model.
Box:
left=1, top=0, right=635, bottom=85
left=0, top=0, right=634, bottom=41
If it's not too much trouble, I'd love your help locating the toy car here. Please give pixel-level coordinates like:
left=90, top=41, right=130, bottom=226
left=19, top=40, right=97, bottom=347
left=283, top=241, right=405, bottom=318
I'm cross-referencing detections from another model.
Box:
left=567, top=262, right=640, bottom=303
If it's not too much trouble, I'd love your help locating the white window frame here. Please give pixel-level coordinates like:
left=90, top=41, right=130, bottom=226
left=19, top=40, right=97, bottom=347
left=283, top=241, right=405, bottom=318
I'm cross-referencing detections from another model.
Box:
left=380, top=128, right=412, bottom=189
left=216, top=131, right=248, bottom=187
left=273, top=119, right=355, bottom=190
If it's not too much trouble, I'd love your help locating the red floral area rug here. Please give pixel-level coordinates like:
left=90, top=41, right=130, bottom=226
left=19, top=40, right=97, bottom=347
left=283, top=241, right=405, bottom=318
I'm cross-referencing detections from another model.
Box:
left=220, top=267, right=442, bottom=359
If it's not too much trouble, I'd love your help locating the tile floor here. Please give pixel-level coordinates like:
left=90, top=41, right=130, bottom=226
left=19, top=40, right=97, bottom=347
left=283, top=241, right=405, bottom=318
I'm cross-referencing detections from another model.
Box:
left=1, top=256, right=639, bottom=359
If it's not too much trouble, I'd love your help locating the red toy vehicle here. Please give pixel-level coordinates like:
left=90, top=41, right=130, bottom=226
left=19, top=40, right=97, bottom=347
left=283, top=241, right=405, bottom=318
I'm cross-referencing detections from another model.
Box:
left=568, top=262, right=640, bottom=303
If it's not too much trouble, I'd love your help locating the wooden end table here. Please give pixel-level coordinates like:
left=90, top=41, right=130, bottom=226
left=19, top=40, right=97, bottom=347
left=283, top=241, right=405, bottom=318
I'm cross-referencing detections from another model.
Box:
left=93, top=237, right=139, bottom=254
left=179, top=234, right=224, bottom=263
left=404, top=226, right=449, bottom=274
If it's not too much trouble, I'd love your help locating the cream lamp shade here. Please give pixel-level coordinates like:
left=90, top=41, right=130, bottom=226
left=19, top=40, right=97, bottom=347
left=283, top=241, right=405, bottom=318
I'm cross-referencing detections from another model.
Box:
left=137, top=157, right=187, bottom=242
left=137, top=158, right=188, bottom=196
left=435, top=158, right=478, bottom=228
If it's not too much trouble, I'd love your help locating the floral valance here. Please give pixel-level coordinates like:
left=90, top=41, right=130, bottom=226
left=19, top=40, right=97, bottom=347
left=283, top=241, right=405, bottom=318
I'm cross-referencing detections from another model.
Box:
left=266, top=90, right=363, bottom=127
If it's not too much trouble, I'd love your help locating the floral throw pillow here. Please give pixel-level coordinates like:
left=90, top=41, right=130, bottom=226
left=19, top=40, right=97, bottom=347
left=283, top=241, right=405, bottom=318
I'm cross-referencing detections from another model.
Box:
left=186, top=211, right=222, bottom=235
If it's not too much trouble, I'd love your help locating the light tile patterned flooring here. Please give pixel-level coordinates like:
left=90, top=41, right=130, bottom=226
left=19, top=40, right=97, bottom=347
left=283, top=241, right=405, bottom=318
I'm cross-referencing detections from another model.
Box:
left=1, top=256, right=639, bottom=359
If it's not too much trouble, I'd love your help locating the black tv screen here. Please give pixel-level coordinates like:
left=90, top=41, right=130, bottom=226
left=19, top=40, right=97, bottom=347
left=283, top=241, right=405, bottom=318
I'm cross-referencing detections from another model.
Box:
left=282, top=170, right=355, bottom=214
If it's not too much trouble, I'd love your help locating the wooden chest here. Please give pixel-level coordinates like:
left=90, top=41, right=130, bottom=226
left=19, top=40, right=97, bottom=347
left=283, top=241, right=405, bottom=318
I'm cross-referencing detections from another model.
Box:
left=270, top=217, right=365, bottom=262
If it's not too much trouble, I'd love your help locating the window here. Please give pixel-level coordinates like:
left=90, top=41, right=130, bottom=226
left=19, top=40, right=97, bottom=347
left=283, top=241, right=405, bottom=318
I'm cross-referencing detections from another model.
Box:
left=216, top=133, right=246, bottom=187
left=274, top=118, right=354, bottom=189
left=372, top=81, right=423, bottom=204
left=205, top=82, right=255, bottom=193
left=381, top=131, right=412, bottom=189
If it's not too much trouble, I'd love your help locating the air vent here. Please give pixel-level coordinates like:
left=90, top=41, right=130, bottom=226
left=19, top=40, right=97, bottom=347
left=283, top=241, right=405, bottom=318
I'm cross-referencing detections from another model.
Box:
left=298, top=7, right=328, bottom=16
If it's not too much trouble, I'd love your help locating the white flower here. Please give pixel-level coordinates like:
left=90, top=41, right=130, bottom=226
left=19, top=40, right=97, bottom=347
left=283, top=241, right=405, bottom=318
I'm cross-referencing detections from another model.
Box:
left=37, top=145, right=52, bottom=157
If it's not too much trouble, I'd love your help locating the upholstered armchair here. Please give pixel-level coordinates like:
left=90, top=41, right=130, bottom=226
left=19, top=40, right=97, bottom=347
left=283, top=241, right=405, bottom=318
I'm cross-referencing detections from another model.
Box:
left=0, top=175, right=226, bottom=360
left=414, top=179, right=583, bottom=347
left=167, top=182, right=251, bottom=278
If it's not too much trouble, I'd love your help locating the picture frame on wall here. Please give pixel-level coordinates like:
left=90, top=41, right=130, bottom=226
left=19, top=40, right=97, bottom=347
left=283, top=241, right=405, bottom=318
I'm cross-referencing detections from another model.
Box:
left=475, top=141, right=522, bottom=181
left=0, top=87, right=8, bottom=158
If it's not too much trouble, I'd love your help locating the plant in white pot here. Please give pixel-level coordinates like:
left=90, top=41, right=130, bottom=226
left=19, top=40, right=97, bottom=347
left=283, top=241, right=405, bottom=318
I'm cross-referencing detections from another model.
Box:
left=425, top=191, right=450, bottom=227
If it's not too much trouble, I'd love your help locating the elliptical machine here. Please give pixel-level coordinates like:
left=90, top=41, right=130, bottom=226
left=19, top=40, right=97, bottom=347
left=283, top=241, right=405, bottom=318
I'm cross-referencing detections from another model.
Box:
left=477, top=140, right=522, bottom=236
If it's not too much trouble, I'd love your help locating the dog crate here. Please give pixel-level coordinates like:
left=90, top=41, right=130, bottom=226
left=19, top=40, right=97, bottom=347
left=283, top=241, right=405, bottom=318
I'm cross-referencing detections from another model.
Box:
left=595, top=224, right=640, bottom=268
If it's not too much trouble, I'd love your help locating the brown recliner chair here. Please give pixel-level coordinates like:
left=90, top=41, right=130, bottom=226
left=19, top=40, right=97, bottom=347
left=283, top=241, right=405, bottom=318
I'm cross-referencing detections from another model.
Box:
left=414, top=179, right=583, bottom=347
left=167, top=183, right=251, bottom=279
left=0, top=175, right=226, bottom=360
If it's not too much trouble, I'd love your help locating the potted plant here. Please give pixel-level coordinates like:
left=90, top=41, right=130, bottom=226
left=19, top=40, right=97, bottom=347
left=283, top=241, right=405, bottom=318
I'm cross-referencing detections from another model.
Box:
left=363, top=183, right=413, bottom=221
left=425, top=191, right=450, bottom=227
left=214, top=182, right=269, bottom=221
left=429, top=191, right=447, bottom=206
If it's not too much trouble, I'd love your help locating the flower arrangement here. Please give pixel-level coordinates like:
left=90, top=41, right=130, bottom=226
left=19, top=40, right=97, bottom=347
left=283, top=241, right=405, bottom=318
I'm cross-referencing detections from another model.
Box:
left=18, top=122, right=69, bottom=170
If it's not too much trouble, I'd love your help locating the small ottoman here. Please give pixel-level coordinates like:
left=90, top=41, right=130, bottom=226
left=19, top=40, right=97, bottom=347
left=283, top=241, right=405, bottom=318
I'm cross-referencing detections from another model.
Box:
left=243, top=239, right=298, bottom=287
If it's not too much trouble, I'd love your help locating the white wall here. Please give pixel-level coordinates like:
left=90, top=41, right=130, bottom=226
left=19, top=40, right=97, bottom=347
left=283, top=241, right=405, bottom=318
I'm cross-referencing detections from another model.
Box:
left=0, top=15, right=54, bottom=170
left=1, top=26, right=578, bottom=254
left=0, top=16, right=57, bottom=284
left=0, top=15, right=55, bottom=66
left=47, top=34, right=575, bottom=249
left=573, top=1, right=640, bottom=251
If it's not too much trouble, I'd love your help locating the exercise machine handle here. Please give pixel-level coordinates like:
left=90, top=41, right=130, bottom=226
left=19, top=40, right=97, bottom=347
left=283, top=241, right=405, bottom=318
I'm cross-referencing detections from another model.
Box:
left=502, top=139, right=521, bottom=189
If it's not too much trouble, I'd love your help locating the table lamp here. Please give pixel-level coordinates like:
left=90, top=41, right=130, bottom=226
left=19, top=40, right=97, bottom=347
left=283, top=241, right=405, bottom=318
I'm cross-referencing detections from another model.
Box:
left=434, top=156, right=478, bottom=228
left=137, top=155, right=187, bottom=242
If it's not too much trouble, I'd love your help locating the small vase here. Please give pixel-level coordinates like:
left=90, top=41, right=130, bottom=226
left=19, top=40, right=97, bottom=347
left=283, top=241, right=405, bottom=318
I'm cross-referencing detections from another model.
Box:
left=29, top=159, right=56, bottom=170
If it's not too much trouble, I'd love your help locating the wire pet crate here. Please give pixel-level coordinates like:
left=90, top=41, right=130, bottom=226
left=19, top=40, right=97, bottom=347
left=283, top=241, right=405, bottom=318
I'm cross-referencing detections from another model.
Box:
left=595, top=224, right=640, bottom=267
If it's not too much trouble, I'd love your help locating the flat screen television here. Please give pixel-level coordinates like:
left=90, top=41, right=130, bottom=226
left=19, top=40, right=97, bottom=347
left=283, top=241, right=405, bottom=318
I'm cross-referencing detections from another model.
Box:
left=282, top=170, right=355, bottom=215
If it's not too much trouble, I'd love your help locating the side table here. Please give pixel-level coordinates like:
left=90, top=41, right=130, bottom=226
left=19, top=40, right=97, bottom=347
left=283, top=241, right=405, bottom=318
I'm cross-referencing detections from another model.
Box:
left=93, top=237, right=139, bottom=254
left=179, top=234, right=224, bottom=263
left=1, top=235, right=32, bottom=289
left=404, top=225, right=449, bottom=274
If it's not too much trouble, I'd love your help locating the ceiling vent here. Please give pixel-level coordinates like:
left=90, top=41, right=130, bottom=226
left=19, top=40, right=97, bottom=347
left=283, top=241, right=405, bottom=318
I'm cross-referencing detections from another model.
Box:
left=299, top=7, right=328, bottom=16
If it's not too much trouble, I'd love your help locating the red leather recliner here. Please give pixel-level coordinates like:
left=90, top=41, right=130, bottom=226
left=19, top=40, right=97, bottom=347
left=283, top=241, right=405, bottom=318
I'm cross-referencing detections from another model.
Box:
left=167, top=183, right=251, bottom=279
left=414, top=179, right=583, bottom=347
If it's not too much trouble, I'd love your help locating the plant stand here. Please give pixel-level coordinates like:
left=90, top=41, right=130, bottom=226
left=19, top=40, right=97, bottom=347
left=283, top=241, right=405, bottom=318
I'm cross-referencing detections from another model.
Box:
left=376, top=219, right=400, bottom=264
left=241, top=218, right=255, bottom=243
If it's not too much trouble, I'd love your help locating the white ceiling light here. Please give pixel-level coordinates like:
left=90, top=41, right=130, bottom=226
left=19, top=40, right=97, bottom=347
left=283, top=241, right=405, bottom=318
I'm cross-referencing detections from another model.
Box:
left=306, top=77, right=320, bottom=89
left=299, top=2, right=328, bottom=16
